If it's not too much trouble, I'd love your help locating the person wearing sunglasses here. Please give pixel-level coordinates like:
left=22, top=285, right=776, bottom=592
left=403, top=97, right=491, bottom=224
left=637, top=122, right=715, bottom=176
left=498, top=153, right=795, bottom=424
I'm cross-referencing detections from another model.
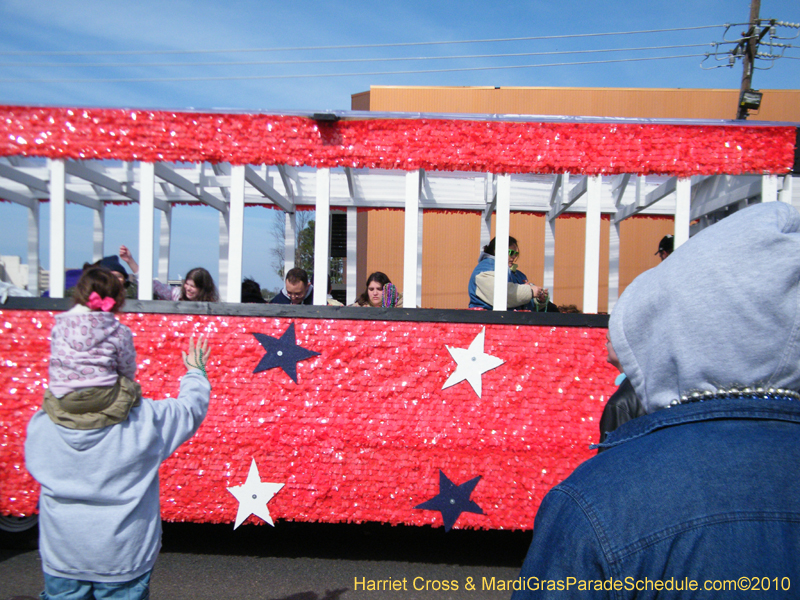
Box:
left=468, top=236, right=556, bottom=312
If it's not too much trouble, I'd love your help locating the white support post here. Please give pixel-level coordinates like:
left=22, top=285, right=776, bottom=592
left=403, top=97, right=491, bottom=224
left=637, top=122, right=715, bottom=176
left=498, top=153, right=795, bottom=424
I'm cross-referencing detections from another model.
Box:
left=481, top=172, right=495, bottom=249
left=313, top=168, right=330, bottom=306
left=674, top=177, right=691, bottom=250
left=219, top=210, right=229, bottom=301
left=226, top=165, right=245, bottom=303
left=544, top=174, right=565, bottom=295
left=582, top=175, right=602, bottom=314
left=761, top=174, right=778, bottom=203
left=157, top=206, right=171, bottom=284
left=346, top=207, right=357, bottom=305
left=92, top=203, right=105, bottom=263
left=416, top=208, right=423, bottom=309
left=779, top=174, right=793, bottom=204
left=48, top=159, right=66, bottom=298
left=493, top=174, right=511, bottom=311
left=27, top=200, right=40, bottom=295
left=543, top=217, right=556, bottom=294
left=403, top=169, right=421, bottom=307
left=481, top=210, right=492, bottom=249
left=608, top=221, right=621, bottom=313
left=284, top=212, right=296, bottom=274
left=138, top=163, right=155, bottom=300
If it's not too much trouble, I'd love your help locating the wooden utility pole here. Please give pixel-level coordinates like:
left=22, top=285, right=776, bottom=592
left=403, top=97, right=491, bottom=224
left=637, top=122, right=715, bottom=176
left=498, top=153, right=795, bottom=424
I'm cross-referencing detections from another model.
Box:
left=736, top=0, right=768, bottom=119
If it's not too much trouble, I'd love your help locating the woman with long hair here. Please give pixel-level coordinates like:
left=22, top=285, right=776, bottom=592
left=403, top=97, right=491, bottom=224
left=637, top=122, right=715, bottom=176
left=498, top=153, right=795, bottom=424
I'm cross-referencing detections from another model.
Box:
left=351, top=272, right=403, bottom=307
left=119, top=245, right=219, bottom=302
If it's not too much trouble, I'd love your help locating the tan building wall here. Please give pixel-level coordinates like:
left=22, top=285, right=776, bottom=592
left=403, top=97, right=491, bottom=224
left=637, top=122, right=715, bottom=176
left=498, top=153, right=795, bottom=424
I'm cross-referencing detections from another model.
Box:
left=355, top=208, right=673, bottom=311
left=353, top=86, right=800, bottom=122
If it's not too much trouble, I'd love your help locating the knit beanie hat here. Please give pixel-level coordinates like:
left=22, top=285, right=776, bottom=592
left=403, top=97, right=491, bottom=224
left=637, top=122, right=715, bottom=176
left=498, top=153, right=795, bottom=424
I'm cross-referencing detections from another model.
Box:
left=98, top=255, right=129, bottom=281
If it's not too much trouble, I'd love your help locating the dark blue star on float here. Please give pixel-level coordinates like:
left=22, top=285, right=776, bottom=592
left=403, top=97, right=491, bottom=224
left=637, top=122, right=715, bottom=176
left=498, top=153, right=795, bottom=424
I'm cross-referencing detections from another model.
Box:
left=252, top=323, right=320, bottom=383
left=414, top=470, right=484, bottom=531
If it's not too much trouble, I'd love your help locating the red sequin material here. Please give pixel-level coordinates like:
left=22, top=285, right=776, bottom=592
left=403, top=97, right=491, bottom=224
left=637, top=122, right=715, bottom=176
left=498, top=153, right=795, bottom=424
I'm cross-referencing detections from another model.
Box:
left=0, top=310, right=616, bottom=530
left=0, top=106, right=795, bottom=176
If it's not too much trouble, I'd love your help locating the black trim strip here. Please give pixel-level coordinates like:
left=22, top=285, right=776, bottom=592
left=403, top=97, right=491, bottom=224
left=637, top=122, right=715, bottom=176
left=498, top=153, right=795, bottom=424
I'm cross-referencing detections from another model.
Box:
left=1, top=297, right=609, bottom=327
left=794, top=127, right=800, bottom=175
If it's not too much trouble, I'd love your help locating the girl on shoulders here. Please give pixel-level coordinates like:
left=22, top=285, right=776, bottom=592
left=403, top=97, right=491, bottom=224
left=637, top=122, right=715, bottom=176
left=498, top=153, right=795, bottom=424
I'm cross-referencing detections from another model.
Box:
left=46, top=266, right=139, bottom=424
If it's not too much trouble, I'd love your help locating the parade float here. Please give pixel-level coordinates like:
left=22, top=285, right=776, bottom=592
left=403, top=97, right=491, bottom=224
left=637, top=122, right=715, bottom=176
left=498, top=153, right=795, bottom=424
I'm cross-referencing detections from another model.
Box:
left=0, top=106, right=797, bottom=532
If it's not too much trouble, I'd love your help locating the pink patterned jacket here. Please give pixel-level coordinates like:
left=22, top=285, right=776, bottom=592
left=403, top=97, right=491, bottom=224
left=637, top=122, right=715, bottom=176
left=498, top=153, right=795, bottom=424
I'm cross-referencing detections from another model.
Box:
left=48, top=305, right=136, bottom=398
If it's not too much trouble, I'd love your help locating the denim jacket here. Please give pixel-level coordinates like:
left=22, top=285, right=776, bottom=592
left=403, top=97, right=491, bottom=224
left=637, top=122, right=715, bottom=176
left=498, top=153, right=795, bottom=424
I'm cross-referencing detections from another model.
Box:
left=513, top=397, right=800, bottom=599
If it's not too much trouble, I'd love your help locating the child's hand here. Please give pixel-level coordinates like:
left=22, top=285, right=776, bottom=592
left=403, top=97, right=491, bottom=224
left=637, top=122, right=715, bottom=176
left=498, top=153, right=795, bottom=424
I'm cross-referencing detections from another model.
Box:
left=182, top=335, right=210, bottom=377
left=119, top=245, right=132, bottom=262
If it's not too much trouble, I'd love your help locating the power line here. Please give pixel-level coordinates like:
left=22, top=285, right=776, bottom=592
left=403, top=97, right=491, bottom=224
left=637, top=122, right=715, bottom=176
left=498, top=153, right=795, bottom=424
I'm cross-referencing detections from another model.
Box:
left=0, top=53, right=710, bottom=83
left=0, top=24, right=728, bottom=57
left=0, top=43, right=717, bottom=69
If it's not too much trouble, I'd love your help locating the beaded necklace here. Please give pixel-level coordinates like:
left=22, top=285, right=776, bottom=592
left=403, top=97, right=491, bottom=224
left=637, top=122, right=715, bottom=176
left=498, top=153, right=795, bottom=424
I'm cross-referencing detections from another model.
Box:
left=669, top=387, right=800, bottom=407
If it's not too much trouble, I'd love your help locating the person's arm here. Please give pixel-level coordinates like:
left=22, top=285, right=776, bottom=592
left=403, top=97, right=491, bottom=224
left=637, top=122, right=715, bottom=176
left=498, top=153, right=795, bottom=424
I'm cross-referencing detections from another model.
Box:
left=121, top=245, right=178, bottom=299
left=512, top=488, right=611, bottom=600
left=474, top=271, right=537, bottom=308
left=153, top=335, right=212, bottom=458
left=152, top=279, right=179, bottom=301
left=119, top=245, right=138, bottom=276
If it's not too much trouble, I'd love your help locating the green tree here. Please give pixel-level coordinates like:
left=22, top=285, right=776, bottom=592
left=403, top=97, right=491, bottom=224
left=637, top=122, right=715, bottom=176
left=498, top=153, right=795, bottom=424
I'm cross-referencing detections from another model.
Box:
left=271, top=215, right=343, bottom=286
left=296, top=220, right=315, bottom=277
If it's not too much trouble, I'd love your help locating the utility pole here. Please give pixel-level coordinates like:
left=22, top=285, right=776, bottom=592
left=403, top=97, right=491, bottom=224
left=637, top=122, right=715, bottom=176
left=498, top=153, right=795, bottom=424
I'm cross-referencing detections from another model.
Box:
left=735, top=0, right=771, bottom=119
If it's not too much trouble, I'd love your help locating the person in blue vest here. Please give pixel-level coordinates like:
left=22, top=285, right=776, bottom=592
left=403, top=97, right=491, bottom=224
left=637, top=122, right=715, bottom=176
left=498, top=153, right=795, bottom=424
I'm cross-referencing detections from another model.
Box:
left=468, top=236, right=555, bottom=311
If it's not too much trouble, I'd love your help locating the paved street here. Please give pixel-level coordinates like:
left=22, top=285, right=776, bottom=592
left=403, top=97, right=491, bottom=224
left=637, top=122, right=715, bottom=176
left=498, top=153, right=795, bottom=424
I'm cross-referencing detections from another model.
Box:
left=1, top=521, right=531, bottom=599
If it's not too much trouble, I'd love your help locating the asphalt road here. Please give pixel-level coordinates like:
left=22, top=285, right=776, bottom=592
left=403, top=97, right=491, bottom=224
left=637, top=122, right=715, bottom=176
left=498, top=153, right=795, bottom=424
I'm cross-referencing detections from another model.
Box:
left=0, top=521, right=532, bottom=599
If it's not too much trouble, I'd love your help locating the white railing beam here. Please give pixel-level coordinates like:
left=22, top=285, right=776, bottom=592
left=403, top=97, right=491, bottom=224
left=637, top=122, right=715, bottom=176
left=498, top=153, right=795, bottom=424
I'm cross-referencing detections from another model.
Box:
left=244, top=165, right=294, bottom=213
left=674, top=178, right=691, bottom=249
left=313, top=168, right=330, bottom=306
left=92, top=203, right=104, bottom=263
left=137, top=163, right=155, bottom=300
left=158, top=207, right=172, bottom=284
left=346, top=207, right=358, bottom=305
left=154, top=163, right=226, bottom=213
left=403, top=169, right=421, bottom=307
left=226, top=165, right=245, bottom=302
left=761, top=174, right=778, bottom=203
left=493, top=175, right=511, bottom=311
left=48, top=159, right=66, bottom=298
left=582, top=175, right=602, bottom=314
left=27, top=198, right=40, bottom=295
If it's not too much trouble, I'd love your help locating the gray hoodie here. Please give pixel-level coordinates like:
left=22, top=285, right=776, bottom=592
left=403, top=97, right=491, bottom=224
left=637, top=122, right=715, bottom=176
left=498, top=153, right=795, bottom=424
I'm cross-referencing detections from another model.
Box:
left=25, top=370, right=210, bottom=582
left=609, top=201, right=800, bottom=413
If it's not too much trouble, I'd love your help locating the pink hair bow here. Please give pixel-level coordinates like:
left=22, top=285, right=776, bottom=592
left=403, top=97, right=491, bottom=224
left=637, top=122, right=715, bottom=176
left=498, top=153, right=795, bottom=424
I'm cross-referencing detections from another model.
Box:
left=87, top=291, right=116, bottom=312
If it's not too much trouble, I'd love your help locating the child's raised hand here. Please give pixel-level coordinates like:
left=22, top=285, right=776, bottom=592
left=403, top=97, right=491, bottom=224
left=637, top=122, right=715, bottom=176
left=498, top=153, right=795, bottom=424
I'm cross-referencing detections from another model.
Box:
left=182, top=335, right=210, bottom=378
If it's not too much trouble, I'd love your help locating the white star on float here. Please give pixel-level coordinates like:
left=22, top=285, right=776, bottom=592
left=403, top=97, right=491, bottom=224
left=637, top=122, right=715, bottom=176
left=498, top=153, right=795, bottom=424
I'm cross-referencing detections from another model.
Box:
left=227, top=458, right=284, bottom=529
left=442, top=328, right=504, bottom=398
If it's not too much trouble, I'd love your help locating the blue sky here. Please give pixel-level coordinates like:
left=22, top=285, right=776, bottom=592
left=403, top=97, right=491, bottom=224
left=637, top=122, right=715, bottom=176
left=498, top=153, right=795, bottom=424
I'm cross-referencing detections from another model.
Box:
left=1, top=0, right=798, bottom=292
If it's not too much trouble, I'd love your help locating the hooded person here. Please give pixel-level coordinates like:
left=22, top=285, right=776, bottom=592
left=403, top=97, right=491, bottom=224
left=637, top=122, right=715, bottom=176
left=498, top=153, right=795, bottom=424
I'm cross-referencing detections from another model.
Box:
left=513, top=201, right=800, bottom=599
left=26, top=335, right=211, bottom=598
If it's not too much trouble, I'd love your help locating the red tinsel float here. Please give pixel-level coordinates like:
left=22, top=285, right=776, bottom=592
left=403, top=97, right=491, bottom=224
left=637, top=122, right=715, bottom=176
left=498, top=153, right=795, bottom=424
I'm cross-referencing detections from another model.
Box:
left=0, top=309, right=616, bottom=530
left=0, top=106, right=795, bottom=176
